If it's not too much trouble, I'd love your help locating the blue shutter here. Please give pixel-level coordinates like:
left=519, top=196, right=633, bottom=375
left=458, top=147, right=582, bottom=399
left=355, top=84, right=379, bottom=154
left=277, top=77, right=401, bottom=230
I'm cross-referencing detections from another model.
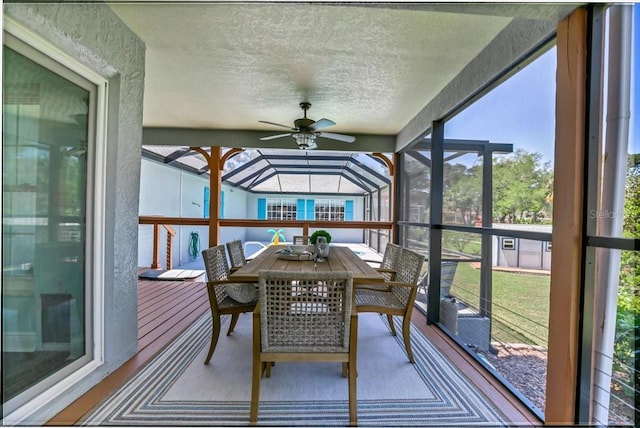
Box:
left=296, top=199, right=305, bottom=220
left=220, top=191, right=225, bottom=219
left=257, top=198, right=267, bottom=220
left=345, top=200, right=354, bottom=220
left=306, top=199, right=315, bottom=220
left=203, top=187, right=210, bottom=218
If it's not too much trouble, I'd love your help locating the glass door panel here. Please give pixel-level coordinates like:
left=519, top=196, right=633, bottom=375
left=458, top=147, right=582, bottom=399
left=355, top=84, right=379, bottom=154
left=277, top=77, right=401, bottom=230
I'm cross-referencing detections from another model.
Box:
left=3, top=45, right=90, bottom=406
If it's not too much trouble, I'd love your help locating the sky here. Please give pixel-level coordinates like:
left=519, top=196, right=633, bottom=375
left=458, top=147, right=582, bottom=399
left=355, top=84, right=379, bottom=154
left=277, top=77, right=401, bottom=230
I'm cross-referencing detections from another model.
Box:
left=444, top=3, right=639, bottom=166
left=444, top=48, right=557, bottom=164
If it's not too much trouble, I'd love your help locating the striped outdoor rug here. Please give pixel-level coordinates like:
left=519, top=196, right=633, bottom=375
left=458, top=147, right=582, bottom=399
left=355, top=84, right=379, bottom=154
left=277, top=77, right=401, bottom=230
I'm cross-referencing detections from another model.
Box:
left=81, top=312, right=506, bottom=426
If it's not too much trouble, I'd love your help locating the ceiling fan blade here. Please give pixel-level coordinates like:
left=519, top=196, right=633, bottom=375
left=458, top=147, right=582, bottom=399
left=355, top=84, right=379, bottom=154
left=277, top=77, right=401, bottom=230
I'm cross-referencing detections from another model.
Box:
left=260, top=133, right=292, bottom=141
left=318, top=132, right=356, bottom=143
left=259, top=120, right=295, bottom=130
left=310, top=118, right=336, bottom=131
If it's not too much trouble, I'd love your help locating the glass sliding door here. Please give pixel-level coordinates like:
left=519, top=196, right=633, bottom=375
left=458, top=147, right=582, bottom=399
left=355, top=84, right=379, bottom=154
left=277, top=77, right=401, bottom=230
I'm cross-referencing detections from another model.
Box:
left=2, top=36, right=95, bottom=414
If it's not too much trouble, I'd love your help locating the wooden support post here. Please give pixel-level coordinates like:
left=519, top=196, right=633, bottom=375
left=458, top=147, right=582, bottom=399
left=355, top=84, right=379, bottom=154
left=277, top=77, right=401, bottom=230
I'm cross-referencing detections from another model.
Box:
left=191, top=146, right=222, bottom=247
left=545, top=7, right=587, bottom=424
left=151, top=223, right=161, bottom=268
left=210, top=147, right=222, bottom=247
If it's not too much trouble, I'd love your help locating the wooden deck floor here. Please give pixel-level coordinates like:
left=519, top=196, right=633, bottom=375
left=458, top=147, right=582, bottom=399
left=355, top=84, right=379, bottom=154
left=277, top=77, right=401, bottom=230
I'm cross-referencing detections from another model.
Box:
left=48, top=276, right=209, bottom=425
left=48, top=276, right=539, bottom=426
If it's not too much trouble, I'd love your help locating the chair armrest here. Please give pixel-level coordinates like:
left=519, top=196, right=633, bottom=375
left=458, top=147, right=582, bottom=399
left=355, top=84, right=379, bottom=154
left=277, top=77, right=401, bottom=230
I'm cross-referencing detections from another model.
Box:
left=376, top=268, right=397, bottom=280
left=381, top=281, right=418, bottom=289
left=207, top=279, right=257, bottom=287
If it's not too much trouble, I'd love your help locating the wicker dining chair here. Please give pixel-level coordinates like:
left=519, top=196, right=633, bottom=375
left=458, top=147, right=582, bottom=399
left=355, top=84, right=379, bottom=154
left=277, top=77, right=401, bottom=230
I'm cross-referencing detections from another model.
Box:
left=225, top=239, right=248, bottom=272
left=250, top=270, right=357, bottom=424
left=359, top=242, right=401, bottom=291
left=355, top=247, right=425, bottom=363
left=201, top=245, right=258, bottom=365
left=292, top=235, right=310, bottom=245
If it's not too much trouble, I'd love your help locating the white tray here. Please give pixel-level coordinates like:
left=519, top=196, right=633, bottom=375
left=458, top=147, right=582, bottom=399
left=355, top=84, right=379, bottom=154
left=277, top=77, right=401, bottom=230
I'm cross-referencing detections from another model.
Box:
left=276, top=252, right=315, bottom=261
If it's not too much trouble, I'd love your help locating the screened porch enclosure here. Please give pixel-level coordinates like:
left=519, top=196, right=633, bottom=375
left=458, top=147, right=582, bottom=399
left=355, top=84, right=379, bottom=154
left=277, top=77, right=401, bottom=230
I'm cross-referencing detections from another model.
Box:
left=4, top=3, right=638, bottom=426
left=138, top=134, right=556, bottom=419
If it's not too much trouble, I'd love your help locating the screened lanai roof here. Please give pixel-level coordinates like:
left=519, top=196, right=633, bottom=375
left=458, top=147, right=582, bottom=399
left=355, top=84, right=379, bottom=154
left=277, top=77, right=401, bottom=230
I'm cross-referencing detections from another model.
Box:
left=142, top=146, right=392, bottom=195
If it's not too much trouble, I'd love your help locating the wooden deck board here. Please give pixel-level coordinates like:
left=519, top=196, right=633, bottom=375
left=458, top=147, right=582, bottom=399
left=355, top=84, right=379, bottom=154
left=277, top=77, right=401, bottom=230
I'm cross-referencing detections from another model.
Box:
left=47, top=276, right=538, bottom=426
left=138, top=281, right=205, bottom=324
left=46, top=277, right=209, bottom=426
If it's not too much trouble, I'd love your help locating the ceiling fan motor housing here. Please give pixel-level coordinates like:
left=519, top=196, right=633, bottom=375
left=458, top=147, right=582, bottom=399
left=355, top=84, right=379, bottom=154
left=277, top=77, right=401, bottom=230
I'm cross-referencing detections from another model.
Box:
left=294, top=117, right=315, bottom=130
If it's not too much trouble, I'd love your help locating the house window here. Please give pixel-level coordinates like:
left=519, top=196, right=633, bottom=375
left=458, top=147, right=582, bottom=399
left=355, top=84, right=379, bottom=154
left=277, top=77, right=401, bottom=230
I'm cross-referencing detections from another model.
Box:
left=501, top=237, right=516, bottom=250
left=266, top=198, right=297, bottom=220
left=315, top=199, right=345, bottom=221
left=258, top=198, right=353, bottom=221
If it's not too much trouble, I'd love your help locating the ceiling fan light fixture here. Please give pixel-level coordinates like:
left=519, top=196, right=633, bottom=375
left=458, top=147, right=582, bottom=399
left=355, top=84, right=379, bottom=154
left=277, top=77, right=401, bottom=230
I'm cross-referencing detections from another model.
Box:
left=259, top=102, right=354, bottom=148
left=294, top=132, right=316, bottom=150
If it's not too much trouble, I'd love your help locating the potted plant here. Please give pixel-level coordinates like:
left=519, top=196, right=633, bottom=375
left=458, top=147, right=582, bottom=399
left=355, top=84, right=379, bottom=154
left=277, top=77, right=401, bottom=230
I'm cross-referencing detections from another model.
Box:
left=310, top=230, right=332, bottom=261
left=309, top=230, right=332, bottom=245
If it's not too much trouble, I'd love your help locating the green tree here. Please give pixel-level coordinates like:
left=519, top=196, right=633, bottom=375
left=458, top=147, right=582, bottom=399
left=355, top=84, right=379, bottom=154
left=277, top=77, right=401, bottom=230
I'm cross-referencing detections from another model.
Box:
left=405, top=153, right=431, bottom=222
left=493, top=149, right=553, bottom=223
left=614, top=154, right=640, bottom=379
left=444, top=163, right=482, bottom=225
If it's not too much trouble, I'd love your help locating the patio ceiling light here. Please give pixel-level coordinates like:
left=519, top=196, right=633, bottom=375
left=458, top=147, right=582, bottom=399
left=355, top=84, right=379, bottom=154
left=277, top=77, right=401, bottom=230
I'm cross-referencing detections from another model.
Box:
left=293, top=132, right=317, bottom=150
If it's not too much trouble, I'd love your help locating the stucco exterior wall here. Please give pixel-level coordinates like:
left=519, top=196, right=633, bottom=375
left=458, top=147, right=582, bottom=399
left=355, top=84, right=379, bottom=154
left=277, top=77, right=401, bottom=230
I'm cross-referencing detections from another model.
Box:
left=4, top=3, right=145, bottom=423
left=137, top=159, right=250, bottom=266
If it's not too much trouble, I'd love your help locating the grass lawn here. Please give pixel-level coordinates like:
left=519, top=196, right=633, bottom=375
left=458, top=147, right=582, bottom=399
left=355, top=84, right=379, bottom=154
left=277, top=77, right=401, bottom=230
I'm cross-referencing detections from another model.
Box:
left=450, top=262, right=550, bottom=347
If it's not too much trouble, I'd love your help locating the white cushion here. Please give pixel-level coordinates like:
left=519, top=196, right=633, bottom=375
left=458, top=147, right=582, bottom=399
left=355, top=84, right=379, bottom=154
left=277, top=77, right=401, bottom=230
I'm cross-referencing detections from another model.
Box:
left=225, top=283, right=258, bottom=304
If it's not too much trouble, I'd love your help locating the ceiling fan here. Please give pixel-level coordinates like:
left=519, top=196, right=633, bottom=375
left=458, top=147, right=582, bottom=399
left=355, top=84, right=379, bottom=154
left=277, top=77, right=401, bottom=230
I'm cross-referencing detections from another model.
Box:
left=259, top=102, right=356, bottom=150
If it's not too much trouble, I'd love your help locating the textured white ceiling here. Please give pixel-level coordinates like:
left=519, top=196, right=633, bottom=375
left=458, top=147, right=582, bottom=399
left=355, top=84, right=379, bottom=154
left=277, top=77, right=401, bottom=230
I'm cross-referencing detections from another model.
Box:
left=116, top=2, right=573, bottom=193
left=107, top=2, right=515, bottom=135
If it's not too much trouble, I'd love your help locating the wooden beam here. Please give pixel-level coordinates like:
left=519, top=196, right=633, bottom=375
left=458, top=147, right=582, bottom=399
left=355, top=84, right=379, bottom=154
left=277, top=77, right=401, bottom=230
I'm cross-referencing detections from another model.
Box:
left=190, top=147, right=221, bottom=246
left=372, top=152, right=394, bottom=176
left=210, top=147, right=222, bottom=246
left=220, top=148, right=243, bottom=169
left=545, top=7, right=587, bottom=424
left=139, top=216, right=393, bottom=231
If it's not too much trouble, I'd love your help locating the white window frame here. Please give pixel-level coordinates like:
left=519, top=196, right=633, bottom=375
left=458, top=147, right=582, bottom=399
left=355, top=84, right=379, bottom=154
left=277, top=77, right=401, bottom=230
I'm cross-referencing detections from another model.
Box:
left=266, top=198, right=297, bottom=220
left=314, top=199, right=346, bottom=221
left=501, top=237, right=517, bottom=251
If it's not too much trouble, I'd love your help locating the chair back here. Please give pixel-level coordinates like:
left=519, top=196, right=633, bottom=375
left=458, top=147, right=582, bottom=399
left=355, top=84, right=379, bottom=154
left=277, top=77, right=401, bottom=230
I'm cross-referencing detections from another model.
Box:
left=293, top=235, right=310, bottom=245
left=395, top=248, right=425, bottom=284
left=202, top=245, right=231, bottom=281
left=381, top=243, right=401, bottom=270
left=379, top=243, right=401, bottom=280
left=257, top=270, right=353, bottom=353
left=226, top=239, right=247, bottom=269
left=392, top=248, right=425, bottom=304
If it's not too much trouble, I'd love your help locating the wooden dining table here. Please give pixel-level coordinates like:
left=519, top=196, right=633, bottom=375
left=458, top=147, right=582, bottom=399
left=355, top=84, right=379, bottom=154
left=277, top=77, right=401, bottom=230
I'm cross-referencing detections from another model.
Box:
left=229, top=245, right=386, bottom=286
